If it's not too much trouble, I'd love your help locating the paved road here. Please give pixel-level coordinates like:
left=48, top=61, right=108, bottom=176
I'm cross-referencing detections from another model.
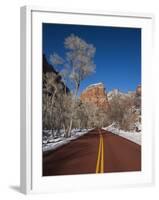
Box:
left=43, top=128, right=141, bottom=176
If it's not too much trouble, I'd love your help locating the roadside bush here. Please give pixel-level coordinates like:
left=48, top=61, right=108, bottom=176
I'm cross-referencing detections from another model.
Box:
left=108, top=94, right=139, bottom=131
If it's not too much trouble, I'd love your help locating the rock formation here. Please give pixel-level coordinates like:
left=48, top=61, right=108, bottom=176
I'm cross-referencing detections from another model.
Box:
left=80, top=83, right=110, bottom=110
left=136, top=85, right=141, bottom=96
left=43, top=54, right=69, bottom=95
left=80, top=83, right=141, bottom=111
left=135, top=85, right=141, bottom=109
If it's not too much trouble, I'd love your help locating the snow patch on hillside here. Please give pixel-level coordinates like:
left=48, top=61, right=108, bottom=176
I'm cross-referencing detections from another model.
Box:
left=86, top=82, right=104, bottom=89
left=107, top=89, right=134, bottom=101
left=103, top=123, right=141, bottom=145
left=43, top=129, right=91, bottom=152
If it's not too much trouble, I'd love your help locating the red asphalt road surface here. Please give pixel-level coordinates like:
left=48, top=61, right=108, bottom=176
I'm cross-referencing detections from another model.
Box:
left=43, top=128, right=141, bottom=176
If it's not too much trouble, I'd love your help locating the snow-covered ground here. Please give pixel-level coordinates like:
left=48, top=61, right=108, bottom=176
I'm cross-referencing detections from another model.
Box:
left=43, top=129, right=91, bottom=152
left=102, top=123, right=141, bottom=145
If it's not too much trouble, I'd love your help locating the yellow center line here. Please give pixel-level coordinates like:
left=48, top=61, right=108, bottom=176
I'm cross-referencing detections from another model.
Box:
left=96, top=133, right=102, bottom=173
left=96, top=129, right=104, bottom=173
left=101, top=132, right=104, bottom=173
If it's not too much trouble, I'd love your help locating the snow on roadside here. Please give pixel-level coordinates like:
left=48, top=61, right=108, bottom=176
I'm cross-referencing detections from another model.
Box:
left=102, top=124, right=141, bottom=145
left=43, top=129, right=91, bottom=152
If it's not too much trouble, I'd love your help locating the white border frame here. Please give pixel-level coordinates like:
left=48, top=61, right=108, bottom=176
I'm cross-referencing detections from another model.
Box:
left=20, top=6, right=154, bottom=194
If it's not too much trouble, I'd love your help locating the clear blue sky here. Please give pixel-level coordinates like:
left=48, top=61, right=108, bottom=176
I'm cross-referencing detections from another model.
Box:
left=43, top=23, right=141, bottom=94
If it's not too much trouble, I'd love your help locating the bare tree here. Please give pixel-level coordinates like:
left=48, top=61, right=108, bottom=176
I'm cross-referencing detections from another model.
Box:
left=43, top=72, right=59, bottom=137
left=50, top=34, right=96, bottom=137
left=108, top=93, right=139, bottom=131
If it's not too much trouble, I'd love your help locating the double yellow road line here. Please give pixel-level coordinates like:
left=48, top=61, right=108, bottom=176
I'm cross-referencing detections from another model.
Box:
left=96, top=129, right=104, bottom=173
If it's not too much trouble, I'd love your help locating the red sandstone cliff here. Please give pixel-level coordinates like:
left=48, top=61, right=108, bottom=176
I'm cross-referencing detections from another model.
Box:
left=136, top=85, right=141, bottom=96
left=80, top=83, right=109, bottom=110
